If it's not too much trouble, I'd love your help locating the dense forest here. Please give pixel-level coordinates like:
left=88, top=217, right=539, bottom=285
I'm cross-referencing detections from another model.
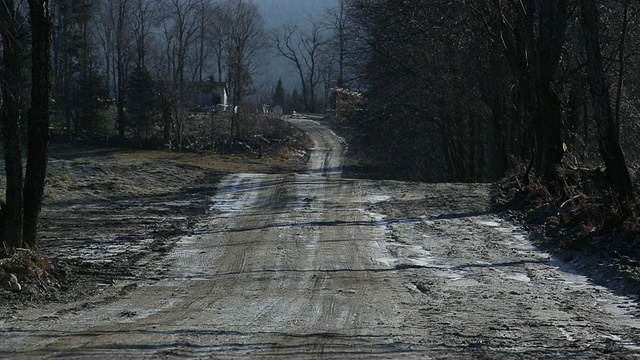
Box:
left=343, top=1, right=639, bottom=191
left=4, top=0, right=639, bottom=184
left=3, top=0, right=640, bottom=248
left=339, top=0, right=640, bottom=258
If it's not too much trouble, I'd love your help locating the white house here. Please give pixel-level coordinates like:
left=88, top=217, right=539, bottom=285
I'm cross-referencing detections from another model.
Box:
left=185, top=81, right=228, bottom=109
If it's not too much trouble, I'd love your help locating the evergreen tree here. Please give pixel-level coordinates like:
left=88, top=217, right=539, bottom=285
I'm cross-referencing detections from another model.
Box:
left=51, top=0, right=94, bottom=140
left=272, top=78, right=286, bottom=107
left=288, top=88, right=303, bottom=113
left=127, top=65, right=158, bottom=148
left=75, top=47, right=109, bottom=140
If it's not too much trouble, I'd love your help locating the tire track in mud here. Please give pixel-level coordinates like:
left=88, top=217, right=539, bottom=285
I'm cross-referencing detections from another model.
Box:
left=7, top=115, right=410, bottom=359
left=176, top=117, right=409, bottom=357
left=2, top=116, right=640, bottom=359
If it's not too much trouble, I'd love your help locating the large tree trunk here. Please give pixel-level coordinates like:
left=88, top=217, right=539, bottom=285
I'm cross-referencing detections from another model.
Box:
left=23, top=0, right=53, bottom=247
left=532, top=84, right=564, bottom=180
left=493, top=0, right=568, bottom=181
left=530, top=0, right=567, bottom=180
left=581, top=0, right=634, bottom=200
left=0, top=0, right=25, bottom=248
left=487, top=91, right=509, bottom=181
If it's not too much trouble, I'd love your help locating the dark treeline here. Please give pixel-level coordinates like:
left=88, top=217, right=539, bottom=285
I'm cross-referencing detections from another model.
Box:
left=4, top=0, right=640, bottom=248
left=5, top=0, right=639, bottom=190
left=0, top=0, right=345, bottom=151
left=343, top=0, right=640, bottom=200
left=1, top=0, right=347, bottom=248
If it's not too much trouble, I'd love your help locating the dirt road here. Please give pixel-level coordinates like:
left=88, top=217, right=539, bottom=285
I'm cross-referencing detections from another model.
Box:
left=2, top=115, right=640, bottom=358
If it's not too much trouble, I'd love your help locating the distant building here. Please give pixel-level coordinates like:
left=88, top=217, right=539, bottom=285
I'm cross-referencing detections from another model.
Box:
left=184, top=82, right=228, bottom=109
left=332, top=87, right=363, bottom=120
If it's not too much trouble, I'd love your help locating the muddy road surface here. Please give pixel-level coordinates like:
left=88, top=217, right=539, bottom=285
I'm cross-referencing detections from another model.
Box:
left=2, top=114, right=640, bottom=358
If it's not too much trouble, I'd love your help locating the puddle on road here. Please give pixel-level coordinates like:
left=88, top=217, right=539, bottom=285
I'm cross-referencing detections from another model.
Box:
left=448, top=277, right=482, bottom=287
left=501, top=272, right=532, bottom=283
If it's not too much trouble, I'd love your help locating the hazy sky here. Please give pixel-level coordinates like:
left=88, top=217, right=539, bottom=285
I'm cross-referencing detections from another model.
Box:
left=256, top=0, right=338, bottom=29
left=254, top=0, right=339, bottom=92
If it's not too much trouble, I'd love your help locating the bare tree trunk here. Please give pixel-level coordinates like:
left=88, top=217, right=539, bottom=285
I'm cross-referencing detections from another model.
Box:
left=23, top=0, right=53, bottom=247
left=487, top=93, right=508, bottom=181
left=581, top=0, right=634, bottom=200
left=530, top=0, right=567, bottom=180
left=491, top=0, right=567, bottom=180
left=63, top=21, right=73, bottom=140
left=0, top=0, right=24, bottom=248
left=114, top=0, right=131, bottom=141
left=614, top=0, right=630, bottom=134
left=159, top=85, right=172, bottom=146
left=274, top=24, right=325, bottom=114
left=532, top=84, right=564, bottom=180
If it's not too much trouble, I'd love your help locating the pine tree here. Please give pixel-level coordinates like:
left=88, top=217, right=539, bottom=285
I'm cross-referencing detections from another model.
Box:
left=51, top=0, right=94, bottom=140
left=75, top=49, right=108, bottom=140
left=127, top=65, right=157, bottom=148
left=272, top=78, right=286, bottom=107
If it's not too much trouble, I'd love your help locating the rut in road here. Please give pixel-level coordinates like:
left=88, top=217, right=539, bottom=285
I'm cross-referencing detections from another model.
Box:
left=1, top=115, right=640, bottom=359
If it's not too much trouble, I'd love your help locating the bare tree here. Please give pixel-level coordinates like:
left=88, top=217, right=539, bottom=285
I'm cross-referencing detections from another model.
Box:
left=99, top=0, right=134, bottom=140
left=23, top=0, right=54, bottom=246
left=477, top=0, right=569, bottom=181
left=325, top=0, right=348, bottom=87
left=613, top=0, right=633, bottom=132
left=0, top=0, right=25, bottom=248
left=581, top=0, right=634, bottom=200
left=191, top=0, right=212, bottom=82
left=132, top=0, right=156, bottom=69
left=51, top=0, right=94, bottom=140
left=223, top=0, right=266, bottom=141
left=207, top=2, right=229, bottom=83
left=0, top=0, right=53, bottom=248
left=273, top=23, right=328, bottom=113
left=157, top=0, right=199, bottom=150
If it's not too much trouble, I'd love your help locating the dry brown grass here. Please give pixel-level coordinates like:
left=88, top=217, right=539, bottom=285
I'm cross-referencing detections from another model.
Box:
left=114, top=147, right=307, bottom=174
left=0, top=247, right=51, bottom=280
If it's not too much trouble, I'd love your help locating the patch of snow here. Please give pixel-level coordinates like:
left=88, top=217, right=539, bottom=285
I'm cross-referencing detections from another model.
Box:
left=503, top=273, right=532, bottom=282
left=477, top=220, right=501, bottom=227
left=478, top=214, right=640, bottom=346
left=367, top=194, right=392, bottom=203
